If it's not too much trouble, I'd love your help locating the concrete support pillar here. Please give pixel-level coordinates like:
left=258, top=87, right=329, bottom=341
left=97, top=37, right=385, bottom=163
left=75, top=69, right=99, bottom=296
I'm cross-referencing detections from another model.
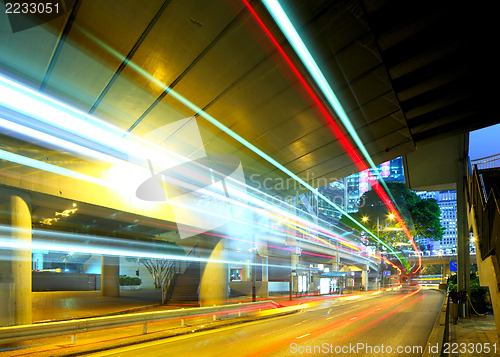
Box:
left=457, top=154, right=470, bottom=317
left=32, top=251, right=45, bottom=271
left=101, top=256, right=119, bottom=297
left=241, top=260, right=251, bottom=282
left=200, top=238, right=228, bottom=304
left=291, top=254, right=299, bottom=269
left=259, top=245, right=268, bottom=282
left=442, top=262, right=450, bottom=283
left=291, top=254, right=299, bottom=294
left=0, top=191, right=32, bottom=326
left=361, top=269, right=368, bottom=290
left=261, top=256, right=268, bottom=282
left=334, top=245, right=340, bottom=271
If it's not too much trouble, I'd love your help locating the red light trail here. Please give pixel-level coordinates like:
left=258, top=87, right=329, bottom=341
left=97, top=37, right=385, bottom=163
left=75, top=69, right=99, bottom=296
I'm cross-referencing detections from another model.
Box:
left=242, top=0, right=421, bottom=273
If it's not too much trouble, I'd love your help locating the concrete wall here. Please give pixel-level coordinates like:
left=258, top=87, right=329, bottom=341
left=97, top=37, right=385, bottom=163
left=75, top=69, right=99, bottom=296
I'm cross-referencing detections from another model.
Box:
left=229, top=281, right=268, bottom=298
left=469, top=205, right=500, bottom=343
left=82, top=255, right=156, bottom=289
left=32, top=272, right=100, bottom=291
left=268, top=281, right=290, bottom=295
left=32, top=255, right=160, bottom=291
left=118, top=257, right=155, bottom=289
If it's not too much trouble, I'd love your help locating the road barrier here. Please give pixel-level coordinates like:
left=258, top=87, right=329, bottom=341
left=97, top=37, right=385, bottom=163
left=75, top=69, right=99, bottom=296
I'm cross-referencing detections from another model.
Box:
left=0, top=299, right=299, bottom=345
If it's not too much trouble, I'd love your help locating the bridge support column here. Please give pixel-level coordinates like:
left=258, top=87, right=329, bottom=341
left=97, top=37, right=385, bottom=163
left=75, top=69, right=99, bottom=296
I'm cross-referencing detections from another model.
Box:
left=241, top=260, right=251, bottom=281
left=101, top=256, right=119, bottom=297
left=261, top=256, right=268, bottom=282
left=32, top=250, right=46, bottom=271
left=259, top=245, right=268, bottom=282
left=361, top=267, right=368, bottom=290
left=200, top=238, right=228, bottom=304
left=457, top=155, right=470, bottom=317
left=0, top=190, right=32, bottom=326
left=290, top=254, right=299, bottom=295
left=442, top=262, right=450, bottom=283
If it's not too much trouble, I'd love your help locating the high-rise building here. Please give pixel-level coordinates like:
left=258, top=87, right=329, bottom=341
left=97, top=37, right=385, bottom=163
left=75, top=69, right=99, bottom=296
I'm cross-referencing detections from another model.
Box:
left=312, top=155, right=457, bottom=255
left=318, top=179, right=348, bottom=219
left=415, top=190, right=457, bottom=253
left=307, top=157, right=406, bottom=219
left=346, top=173, right=360, bottom=213
left=346, top=157, right=405, bottom=213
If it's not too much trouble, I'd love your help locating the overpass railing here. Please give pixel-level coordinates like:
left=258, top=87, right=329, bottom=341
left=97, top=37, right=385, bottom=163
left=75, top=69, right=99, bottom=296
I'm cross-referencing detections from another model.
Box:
left=471, top=153, right=500, bottom=170
left=467, top=157, right=500, bottom=262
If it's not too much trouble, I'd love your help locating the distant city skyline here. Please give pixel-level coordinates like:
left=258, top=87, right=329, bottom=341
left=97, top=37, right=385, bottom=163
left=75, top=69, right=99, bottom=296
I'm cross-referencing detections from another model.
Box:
left=303, top=125, right=498, bottom=255
left=312, top=157, right=457, bottom=256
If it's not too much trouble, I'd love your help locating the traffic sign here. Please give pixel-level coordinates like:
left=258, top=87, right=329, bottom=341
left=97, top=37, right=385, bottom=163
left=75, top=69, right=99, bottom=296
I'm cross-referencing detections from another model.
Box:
left=450, top=260, right=458, bottom=272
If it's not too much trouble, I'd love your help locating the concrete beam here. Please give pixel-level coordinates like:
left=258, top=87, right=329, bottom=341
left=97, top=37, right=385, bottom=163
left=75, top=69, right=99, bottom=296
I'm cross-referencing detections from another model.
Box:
left=0, top=165, right=176, bottom=225
left=403, top=134, right=464, bottom=191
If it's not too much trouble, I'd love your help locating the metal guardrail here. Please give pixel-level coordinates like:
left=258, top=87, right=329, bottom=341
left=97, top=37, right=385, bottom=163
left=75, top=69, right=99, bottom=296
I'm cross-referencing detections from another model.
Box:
left=471, top=153, right=500, bottom=170
left=0, top=300, right=290, bottom=345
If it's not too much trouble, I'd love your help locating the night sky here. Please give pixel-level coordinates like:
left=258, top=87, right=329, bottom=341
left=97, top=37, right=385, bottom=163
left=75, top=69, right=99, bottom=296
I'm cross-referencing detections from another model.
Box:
left=469, top=123, right=500, bottom=160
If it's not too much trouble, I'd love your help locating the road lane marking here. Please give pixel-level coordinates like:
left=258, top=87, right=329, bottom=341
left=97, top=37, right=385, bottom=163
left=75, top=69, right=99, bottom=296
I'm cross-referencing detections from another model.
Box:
left=296, top=334, right=310, bottom=339
left=86, top=293, right=403, bottom=356
left=84, top=315, right=292, bottom=356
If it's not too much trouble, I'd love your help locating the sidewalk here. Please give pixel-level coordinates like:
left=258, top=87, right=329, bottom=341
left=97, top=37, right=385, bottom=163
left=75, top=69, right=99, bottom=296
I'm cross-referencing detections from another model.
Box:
left=450, top=313, right=499, bottom=356
left=32, top=289, right=163, bottom=323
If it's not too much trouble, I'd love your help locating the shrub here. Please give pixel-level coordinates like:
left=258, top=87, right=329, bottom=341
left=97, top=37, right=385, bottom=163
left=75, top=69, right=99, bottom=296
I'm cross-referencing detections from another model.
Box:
left=119, top=275, right=141, bottom=286
left=447, top=272, right=491, bottom=314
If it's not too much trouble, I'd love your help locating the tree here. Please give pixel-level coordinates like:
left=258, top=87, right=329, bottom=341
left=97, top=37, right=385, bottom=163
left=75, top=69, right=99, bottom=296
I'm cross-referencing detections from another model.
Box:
left=421, top=264, right=443, bottom=275
left=411, top=198, right=443, bottom=241
left=342, top=182, right=443, bottom=246
left=140, top=258, right=176, bottom=303
left=139, top=240, right=180, bottom=304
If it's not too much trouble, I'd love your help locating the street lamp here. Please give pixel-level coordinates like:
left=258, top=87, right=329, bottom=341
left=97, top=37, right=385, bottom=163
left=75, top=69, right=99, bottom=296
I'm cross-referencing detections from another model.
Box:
left=361, top=213, right=396, bottom=249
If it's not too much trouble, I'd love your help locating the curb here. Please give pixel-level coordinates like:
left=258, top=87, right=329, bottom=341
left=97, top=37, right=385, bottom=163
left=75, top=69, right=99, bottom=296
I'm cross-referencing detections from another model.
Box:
left=422, top=289, right=448, bottom=357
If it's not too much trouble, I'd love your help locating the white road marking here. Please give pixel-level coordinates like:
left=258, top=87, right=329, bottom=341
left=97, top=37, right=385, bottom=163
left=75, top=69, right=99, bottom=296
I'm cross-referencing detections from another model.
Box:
left=296, top=334, right=310, bottom=339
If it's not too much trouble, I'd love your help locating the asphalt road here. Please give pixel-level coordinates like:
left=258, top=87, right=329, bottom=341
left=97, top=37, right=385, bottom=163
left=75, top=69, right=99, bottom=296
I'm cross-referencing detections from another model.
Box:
left=87, top=286, right=444, bottom=357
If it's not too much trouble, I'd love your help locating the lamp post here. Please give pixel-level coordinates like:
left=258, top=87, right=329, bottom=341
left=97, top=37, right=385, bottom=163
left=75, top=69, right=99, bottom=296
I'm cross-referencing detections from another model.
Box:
left=362, top=214, right=396, bottom=250
left=252, top=248, right=256, bottom=302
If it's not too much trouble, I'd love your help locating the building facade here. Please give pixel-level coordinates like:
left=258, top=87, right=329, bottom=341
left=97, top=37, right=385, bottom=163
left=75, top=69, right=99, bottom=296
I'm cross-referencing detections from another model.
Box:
left=415, top=190, right=457, bottom=254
